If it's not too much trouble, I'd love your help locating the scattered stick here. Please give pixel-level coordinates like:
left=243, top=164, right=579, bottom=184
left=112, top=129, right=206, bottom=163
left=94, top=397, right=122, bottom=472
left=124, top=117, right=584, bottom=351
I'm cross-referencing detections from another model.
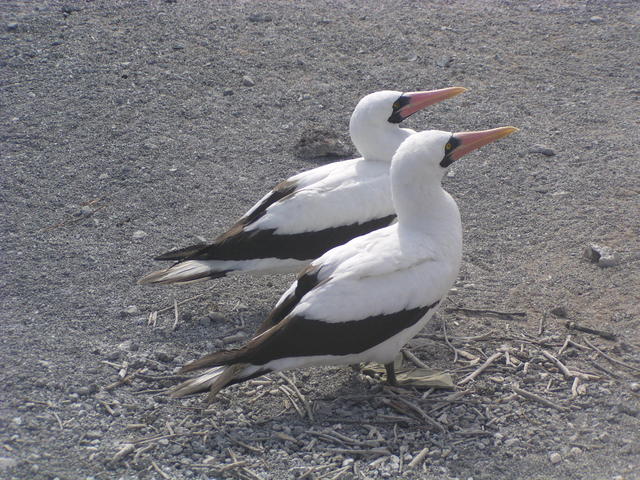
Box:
left=566, top=322, right=617, bottom=341
left=228, top=436, right=264, bottom=453
left=584, top=338, right=640, bottom=372
left=402, top=349, right=429, bottom=369
left=151, top=461, right=171, bottom=480
left=458, top=352, right=503, bottom=385
left=571, top=377, right=581, bottom=397
left=538, top=313, right=546, bottom=336
left=172, top=298, right=179, bottom=330
left=567, top=339, right=590, bottom=351
left=324, top=447, right=390, bottom=456
left=278, top=373, right=314, bottom=421
left=446, top=307, right=526, bottom=320
left=557, top=335, right=572, bottom=356
left=442, top=319, right=459, bottom=363
left=407, top=446, right=429, bottom=470
left=512, top=385, right=568, bottom=411
left=132, top=443, right=154, bottom=463
left=278, top=385, right=305, bottom=418
left=323, top=465, right=351, bottom=480
left=541, top=350, right=578, bottom=379
left=587, top=359, right=620, bottom=379
left=131, top=431, right=209, bottom=445
left=51, top=411, right=64, bottom=429
left=384, top=397, right=445, bottom=433
left=99, top=401, right=117, bottom=416
left=112, top=443, right=135, bottom=463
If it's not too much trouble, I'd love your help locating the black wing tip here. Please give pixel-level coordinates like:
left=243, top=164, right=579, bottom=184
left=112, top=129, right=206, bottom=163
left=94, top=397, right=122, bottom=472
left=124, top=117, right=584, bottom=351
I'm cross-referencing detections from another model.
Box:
left=153, top=243, right=209, bottom=261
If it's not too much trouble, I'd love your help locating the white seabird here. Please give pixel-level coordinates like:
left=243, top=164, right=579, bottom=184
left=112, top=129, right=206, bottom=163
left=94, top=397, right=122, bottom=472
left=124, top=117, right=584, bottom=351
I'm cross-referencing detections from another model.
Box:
left=138, top=87, right=467, bottom=285
left=170, top=125, right=518, bottom=402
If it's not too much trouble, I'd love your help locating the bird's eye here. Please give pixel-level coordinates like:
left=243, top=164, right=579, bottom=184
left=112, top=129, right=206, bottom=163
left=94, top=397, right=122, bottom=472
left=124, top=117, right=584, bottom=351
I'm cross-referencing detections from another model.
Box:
left=445, top=143, right=452, bottom=150
left=393, top=101, right=400, bottom=109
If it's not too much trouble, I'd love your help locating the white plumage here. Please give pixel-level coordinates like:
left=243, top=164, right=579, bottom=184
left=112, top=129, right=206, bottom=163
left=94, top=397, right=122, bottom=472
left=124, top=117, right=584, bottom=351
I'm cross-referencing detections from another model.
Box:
left=138, top=88, right=467, bottom=285
left=171, top=126, right=518, bottom=402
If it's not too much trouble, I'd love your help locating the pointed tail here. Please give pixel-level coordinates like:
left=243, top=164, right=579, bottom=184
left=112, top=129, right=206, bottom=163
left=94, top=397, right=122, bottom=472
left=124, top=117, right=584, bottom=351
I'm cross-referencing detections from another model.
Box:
left=137, top=260, right=228, bottom=285
left=169, top=348, right=251, bottom=403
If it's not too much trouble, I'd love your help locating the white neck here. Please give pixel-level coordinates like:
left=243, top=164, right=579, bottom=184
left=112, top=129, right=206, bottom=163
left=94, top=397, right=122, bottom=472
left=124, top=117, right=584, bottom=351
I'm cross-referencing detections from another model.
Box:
left=392, top=174, right=462, bottom=268
left=349, top=120, right=414, bottom=163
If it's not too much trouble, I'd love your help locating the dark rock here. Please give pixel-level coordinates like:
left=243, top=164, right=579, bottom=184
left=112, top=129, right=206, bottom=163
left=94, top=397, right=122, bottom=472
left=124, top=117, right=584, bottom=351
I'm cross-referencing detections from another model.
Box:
left=550, top=306, right=567, bottom=318
left=7, top=22, right=18, bottom=32
left=248, top=13, right=272, bottom=23
left=583, top=244, right=618, bottom=267
left=223, top=88, right=234, bottom=96
left=529, top=144, right=556, bottom=156
left=242, top=75, right=255, bottom=87
left=294, top=128, right=352, bottom=159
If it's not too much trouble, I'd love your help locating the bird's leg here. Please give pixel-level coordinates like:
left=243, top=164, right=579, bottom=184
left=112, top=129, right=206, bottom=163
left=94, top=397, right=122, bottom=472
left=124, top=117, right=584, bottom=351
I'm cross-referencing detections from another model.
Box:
left=384, top=362, right=398, bottom=386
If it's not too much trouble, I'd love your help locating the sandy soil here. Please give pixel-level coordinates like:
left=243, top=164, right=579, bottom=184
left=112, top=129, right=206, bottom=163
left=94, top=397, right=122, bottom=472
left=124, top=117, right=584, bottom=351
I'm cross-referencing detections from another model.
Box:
left=2, top=1, right=639, bottom=479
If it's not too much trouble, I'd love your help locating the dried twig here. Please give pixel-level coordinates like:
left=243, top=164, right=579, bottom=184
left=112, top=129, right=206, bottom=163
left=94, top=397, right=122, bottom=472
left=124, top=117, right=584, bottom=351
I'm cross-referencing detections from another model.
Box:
left=446, top=307, right=526, bottom=319
left=172, top=298, right=179, bottom=330
left=512, top=385, right=568, bottom=411
left=557, top=335, right=571, bottom=356
left=537, top=315, right=545, bottom=336
left=407, top=446, right=429, bottom=470
left=151, top=461, right=171, bottom=480
left=52, top=411, right=64, bottom=430
left=402, top=349, right=429, bottom=369
left=112, top=444, right=135, bottom=463
left=458, top=352, right=503, bottom=385
left=584, top=338, right=640, bottom=372
left=386, top=397, right=445, bottom=433
left=324, top=447, right=390, bottom=456
left=278, top=385, right=305, bottom=418
left=442, top=319, right=459, bottom=363
left=541, top=350, right=599, bottom=380
left=278, top=372, right=314, bottom=421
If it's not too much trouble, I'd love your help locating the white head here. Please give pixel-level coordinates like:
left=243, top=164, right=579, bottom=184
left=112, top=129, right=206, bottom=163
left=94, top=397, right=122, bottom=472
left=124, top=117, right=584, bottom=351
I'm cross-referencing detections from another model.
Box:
left=391, top=127, right=518, bottom=225
left=348, top=88, right=467, bottom=163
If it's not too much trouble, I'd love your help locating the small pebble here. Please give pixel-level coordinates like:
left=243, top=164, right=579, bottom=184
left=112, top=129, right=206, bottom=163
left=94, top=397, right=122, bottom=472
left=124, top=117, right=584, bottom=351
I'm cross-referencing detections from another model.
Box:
left=529, top=144, right=556, bottom=156
left=132, top=230, right=147, bottom=240
left=242, top=76, right=255, bottom=87
left=223, top=88, right=234, bottom=96
left=104, top=351, right=121, bottom=361
left=85, top=430, right=102, bottom=440
left=98, top=173, right=109, bottom=180
left=122, top=305, right=138, bottom=316
left=630, top=382, right=640, bottom=392
left=79, top=206, right=93, bottom=217
left=549, top=452, right=562, bottom=464
left=74, top=385, right=98, bottom=396
left=569, top=446, right=582, bottom=456
left=7, top=22, right=18, bottom=32
left=590, top=16, right=603, bottom=23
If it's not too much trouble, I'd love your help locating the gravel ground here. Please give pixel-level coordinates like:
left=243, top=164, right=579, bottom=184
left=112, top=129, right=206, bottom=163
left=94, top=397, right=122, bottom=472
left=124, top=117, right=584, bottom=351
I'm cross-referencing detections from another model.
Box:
left=2, top=1, right=639, bottom=479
